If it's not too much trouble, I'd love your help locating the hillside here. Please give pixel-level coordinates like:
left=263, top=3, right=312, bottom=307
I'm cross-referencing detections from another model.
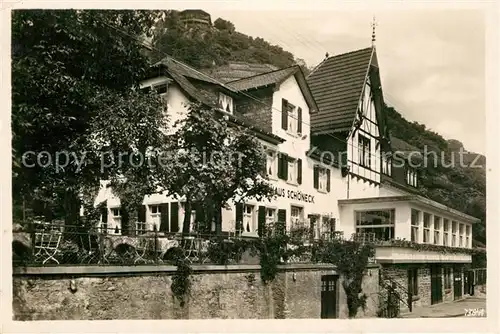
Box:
left=151, top=9, right=486, bottom=247
left=151, top=10, right=306, bottom=73
left=386, top=105, right=486, bottom=247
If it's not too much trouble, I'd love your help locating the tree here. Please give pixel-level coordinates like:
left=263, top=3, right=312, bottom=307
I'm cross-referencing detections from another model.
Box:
left=163, top=102, right=275, bottom=234
left=213, top=18, right=235, bottom=33
left=12, top=10, right=167, bottom=226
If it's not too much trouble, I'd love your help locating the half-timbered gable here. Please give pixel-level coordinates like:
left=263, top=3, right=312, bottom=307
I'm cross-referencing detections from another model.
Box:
left=307, top=47, right=389, bottom=195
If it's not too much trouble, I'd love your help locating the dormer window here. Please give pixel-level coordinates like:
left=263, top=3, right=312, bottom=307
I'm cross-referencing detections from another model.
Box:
left=141, top=79, right=169, bottom=96
left=406, top=166, right=418, bottom=187
left=382, top=154, right=392, bottom=176
left=219, top=92, right=233, bottom=114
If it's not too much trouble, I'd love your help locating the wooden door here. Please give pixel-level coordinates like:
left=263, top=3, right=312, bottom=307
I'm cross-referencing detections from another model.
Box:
left=430, top=265, right=443, bottom=305
left=321, top=275, right=338, bottom=319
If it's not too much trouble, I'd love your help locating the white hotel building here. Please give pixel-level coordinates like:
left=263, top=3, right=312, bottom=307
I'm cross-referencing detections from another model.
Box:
left=96, top=46, right=480, bottom=310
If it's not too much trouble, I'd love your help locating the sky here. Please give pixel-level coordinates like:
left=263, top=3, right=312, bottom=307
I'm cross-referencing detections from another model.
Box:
left=202, top=8, right=486, bottom=154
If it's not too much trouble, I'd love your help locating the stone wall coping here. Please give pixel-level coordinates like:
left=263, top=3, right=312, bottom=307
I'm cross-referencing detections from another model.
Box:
left=13, top=262, right=381, bottom=276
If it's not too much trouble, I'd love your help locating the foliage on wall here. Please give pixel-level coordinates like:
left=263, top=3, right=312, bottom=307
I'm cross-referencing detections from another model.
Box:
left=376, top=238, right=485, bottom=255
left=312, top=239, right=375, bottom=318
left=170, top=255, right=193, bottom=307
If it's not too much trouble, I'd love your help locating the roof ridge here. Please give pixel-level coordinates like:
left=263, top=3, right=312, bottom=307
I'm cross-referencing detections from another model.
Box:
left=327, top=46, right=373, bottom=60
left=307, top=46, right=373, bottom=80
left=227, top=65, right=298, bottom=84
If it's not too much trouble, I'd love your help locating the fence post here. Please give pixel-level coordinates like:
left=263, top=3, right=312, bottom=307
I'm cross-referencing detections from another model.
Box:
left=29, top=219, right=35, bottom=259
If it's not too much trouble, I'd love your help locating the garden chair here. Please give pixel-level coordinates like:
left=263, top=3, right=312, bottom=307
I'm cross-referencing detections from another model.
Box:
left=34, top=228, right=63, bottom=264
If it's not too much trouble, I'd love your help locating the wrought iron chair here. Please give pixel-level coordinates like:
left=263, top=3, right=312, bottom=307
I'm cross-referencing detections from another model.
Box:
left=34, top=227, right=63, bottom=264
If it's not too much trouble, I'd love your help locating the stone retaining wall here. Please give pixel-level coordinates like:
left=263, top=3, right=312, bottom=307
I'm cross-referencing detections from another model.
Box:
left=13, top=264, right=380, bottom=320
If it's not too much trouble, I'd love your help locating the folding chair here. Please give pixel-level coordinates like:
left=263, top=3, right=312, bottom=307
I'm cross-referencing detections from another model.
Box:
left=34, top=229, right=63, bottom=264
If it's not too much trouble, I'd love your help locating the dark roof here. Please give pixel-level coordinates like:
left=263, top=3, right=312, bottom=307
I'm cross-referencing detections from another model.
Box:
left=205, top=62, right=279, bottom=83
left=149, top=57, right=284, bottom=144
left=307, top=47, right=374, bottom=133
left=154, top=58, right=220, bottom=85
left=227, top=67, right=297, bottom=91
left=227, top=65, right=319, bottom=112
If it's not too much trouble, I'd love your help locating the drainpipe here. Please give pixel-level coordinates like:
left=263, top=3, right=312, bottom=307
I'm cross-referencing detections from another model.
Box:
left=346, top=167, right=351, bottom=199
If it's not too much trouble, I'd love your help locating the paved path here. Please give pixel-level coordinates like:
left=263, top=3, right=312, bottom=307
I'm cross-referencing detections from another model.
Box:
left=401, top=297, right=486, bottom=318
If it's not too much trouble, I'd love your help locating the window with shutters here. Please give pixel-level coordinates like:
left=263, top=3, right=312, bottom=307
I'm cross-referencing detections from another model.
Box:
left=266, top=150, right=277, bottom=179
left=318, top=168, right=327, bottom=192
left=288, top=158, right=297, bottom=184
left=281, top=99, right=302, bottom=136
left=313, top=165, right=330, bottom=193
left=320, top=216, right=336, bottom=240
left=112, top=208, right=121, bottom=217
left=101, top=210, right=108, bottom=234
left=266, top=208, right=276, bottom=225
left=110, top=208, right=121, bottom=235
left=382, top=154, right=392, bottom=176
left=149, top=205, right=162, bottom=231
left=136, top=206, right=147, bottom=234
left=358, top=135, right=371, bottom=168
left=243, top=204, right=256, bottom=234
left=181, top=203, right=196, bottom=232
left=277, top=153, right=301, bottom=185
left=288, top=104, right=297, bottom=134
left=308, top=214, right=320, bottom=240
left=290, top=206, right=304, bottom=228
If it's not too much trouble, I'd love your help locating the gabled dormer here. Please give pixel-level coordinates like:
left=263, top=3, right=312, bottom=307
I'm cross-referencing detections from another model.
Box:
left=307, top=47, right=390, bottom=186
left=226, top=65, right=318, bottom=139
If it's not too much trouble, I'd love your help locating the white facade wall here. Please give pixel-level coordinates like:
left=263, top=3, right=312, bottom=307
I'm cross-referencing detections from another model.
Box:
left=96, top=72, right=476, bottom=260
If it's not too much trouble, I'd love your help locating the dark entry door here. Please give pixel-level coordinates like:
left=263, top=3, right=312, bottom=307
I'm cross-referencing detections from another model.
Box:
left=430, top=265, right=443, bottom=305
left=321, top=275, right=338, bottom=319
left=464, top=270, right=474, bottom=296
left=453, top=266, right=463, bottom=300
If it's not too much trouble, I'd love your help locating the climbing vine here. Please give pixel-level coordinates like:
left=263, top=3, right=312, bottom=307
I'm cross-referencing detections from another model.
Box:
left=313, top=239, right=375, bottom=318
left=170, top=252, right=193, bottom=307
